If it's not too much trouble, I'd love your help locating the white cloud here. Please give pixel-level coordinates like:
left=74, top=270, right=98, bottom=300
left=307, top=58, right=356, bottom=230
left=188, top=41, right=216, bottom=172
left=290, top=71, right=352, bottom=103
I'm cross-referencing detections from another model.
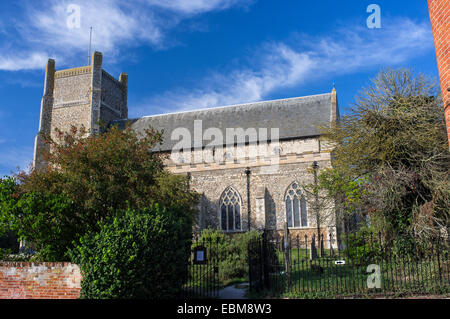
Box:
left=145, top=0, right=253, bottom=14
left=0, top=145, right=34, bottom=176
left=133, top=45, right=315, bottom=115
left=0, top=0, right=251, bottom=71
left=132, top=18, right=434, bottom=116
left=34, top=1, right=160, bottom=51
left=0, top=52, right=50, bottom=71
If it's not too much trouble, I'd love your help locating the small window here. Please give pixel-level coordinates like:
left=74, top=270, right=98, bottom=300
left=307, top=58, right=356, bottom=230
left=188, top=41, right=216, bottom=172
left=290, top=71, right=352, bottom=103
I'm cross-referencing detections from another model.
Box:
left=219, top=187, right=242, bottom=231
left=285, top=182, right=308, bottom=228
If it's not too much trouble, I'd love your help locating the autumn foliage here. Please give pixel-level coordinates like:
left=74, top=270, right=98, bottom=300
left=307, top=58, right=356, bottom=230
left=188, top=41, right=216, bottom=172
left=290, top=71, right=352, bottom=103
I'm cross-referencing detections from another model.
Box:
left=5, top=124, right=198, bottom=261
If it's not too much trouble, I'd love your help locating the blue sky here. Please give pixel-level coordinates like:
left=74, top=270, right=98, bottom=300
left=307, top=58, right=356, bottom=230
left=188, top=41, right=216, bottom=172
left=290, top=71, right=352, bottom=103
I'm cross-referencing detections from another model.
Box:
left=0, top=0, right=440, bottom=176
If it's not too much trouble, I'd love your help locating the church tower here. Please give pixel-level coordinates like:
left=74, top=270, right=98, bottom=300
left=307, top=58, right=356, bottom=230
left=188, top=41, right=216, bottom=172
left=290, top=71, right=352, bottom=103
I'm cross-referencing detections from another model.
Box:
left=33, top=51, right=128, bottom=170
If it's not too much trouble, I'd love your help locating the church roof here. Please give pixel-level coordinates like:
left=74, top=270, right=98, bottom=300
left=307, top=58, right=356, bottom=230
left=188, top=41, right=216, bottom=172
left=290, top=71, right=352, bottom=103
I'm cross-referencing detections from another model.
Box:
left=114, top=93, right=336, bottom=151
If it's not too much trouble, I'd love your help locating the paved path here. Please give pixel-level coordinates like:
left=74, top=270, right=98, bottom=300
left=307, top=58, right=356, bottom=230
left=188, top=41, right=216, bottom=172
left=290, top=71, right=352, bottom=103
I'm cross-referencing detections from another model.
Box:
left=218, top=283, right=249, bottom=299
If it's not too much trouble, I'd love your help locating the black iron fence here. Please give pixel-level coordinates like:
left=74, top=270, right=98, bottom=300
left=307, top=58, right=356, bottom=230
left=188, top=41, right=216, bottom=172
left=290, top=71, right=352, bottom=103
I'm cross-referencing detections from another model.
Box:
left=182, top=236, right=220, bottom=299
left=249, top=230, right=450, bottom=296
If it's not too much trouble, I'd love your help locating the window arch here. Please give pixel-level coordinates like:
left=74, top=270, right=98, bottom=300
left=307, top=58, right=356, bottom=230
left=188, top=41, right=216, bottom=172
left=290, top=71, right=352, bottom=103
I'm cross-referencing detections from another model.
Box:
left=285, top=182, right=308, bottom=228
left=219, top=187, right=242, bottom=231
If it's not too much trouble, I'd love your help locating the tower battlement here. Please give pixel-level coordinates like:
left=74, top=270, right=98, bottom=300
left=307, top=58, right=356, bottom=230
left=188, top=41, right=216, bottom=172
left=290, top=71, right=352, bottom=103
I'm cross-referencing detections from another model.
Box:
left=33, top=51, right=128, bottom=170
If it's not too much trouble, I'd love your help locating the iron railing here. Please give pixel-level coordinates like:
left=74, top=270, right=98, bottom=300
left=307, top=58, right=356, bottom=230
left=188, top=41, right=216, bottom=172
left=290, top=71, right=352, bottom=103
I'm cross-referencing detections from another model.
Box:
left=249, top=231, right=450, bottom=296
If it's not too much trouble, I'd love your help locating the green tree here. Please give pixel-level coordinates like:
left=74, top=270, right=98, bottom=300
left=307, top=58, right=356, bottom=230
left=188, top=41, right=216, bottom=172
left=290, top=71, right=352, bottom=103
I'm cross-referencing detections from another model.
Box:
left=14, top=192, right=78, bottom=260
left=0, top=177, right=20, bottom=256
left=320, top=68, right=449, bottom=239
left=0, top=177, right=18, bottom=238
left=7, top=124, right=198, bottom=261
left=302, top=167, right=367, bottom=240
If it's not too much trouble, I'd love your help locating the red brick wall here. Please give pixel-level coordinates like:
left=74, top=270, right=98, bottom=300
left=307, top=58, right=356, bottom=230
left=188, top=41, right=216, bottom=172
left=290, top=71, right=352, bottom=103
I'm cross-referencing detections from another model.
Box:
left=0, top=262, right=81, bottom=299
left=428, top=0, right=450, bottom=144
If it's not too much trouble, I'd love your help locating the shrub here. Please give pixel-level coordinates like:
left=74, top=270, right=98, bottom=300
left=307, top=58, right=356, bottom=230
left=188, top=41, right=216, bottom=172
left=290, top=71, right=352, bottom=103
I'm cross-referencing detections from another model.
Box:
left=222, top=231, right=263, bottom=281
left=70, top=205, right=192, bottom=299
left=0, top=177, right=18, bottom=239
left=196, top=229, right=261, bottom=283
left=0, top=248, right=10, bottom=261
left=7, top=126, right=198, bottom=262
left=13, top=192, right=79, bottom=261
left=344, top=228, right=381, bottom=264
left=0, top=232, right=19, bottom=254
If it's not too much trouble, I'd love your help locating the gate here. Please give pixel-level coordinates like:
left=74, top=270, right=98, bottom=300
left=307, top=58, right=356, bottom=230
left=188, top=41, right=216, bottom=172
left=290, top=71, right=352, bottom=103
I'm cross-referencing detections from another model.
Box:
left=182, top=236, right=220, bottom=298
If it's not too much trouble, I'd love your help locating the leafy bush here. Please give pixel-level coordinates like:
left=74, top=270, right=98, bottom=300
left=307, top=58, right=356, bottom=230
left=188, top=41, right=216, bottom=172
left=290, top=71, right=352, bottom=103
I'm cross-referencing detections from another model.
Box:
left=70, top=205, right=193, bottom=299
left=344, top=228, right=382, bottom=264
left=1, top=182, right=99, bottom=261
left=196, top=229, right=261, bottom=283
left=0, top=177, right=18, bottom=238
left=13, top=192, right=80, bottom=261
left=219, top=231, right=262, bottom=281
left=4, top=126, right=198, bottom=262
left=0, top=177, right=21, bottom=257
left=389, top=234, right=425, bottom=259
left=0, top=248, right=10, bottom=261
left=0, top=232, right=19, bottom=254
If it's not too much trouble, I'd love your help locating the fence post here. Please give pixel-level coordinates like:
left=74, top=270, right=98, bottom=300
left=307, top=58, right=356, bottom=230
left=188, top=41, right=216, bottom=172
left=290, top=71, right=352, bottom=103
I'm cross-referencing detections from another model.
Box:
left=378, top=231, right=385, bottom=293
left=262, top=231, right=270, bottom=291
left=436, top=232, right=442, bottom=283
left=305, top=235, right=308, bottom=260
left=248, top=236, right=252, bottom=292
left=284, top=222, right=291, bottom=289
left=329, top=232, right=334, bottom=257
left=296, top=235, right=300, bottom=292
left=320, top=234, right=325, bottom=257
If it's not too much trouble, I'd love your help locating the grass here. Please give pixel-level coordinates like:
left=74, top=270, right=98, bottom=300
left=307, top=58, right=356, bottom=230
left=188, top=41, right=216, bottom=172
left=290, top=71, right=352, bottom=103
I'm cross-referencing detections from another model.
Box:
left=222, top=276, right=248, bottom=287
left=251, top=256, right=449, bottom=298
left=281, top=287, right=450, bottom=299
left=249, top=243, right=449, bottom=298
left=183, top=243, right=449, bottom=299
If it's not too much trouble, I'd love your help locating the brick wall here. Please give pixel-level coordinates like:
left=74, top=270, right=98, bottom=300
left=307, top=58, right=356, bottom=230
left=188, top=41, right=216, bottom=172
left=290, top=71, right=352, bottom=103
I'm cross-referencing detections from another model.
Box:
left=428, top=0, right=450, bottom=144
left=0, top=262, right=81, bottom=299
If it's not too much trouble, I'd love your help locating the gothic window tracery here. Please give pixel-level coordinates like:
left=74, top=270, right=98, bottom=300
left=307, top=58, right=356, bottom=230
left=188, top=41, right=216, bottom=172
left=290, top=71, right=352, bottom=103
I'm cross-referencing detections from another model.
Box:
left=285, top=182, right=308, bottom=228
left=219, top=187, right=242, bottom=231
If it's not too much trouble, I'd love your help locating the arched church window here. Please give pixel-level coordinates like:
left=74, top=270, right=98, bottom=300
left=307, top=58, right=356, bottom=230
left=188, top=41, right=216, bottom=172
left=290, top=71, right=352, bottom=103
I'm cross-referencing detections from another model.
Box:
left=285, top=182, right=308, bottom=228
left=219, top=187, right=242, bottom=231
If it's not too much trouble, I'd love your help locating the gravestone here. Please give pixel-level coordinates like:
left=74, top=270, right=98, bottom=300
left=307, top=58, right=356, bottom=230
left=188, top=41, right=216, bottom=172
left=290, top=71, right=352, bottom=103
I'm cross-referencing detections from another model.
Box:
left=310, top=235, right=318, bottom=260
left=284, top=222, right=291, bottom=287
left=320, top=236, right=324, bottom=257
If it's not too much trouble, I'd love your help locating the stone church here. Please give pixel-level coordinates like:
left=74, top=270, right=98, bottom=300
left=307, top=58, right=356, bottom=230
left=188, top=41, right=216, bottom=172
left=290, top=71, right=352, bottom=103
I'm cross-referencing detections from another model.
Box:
left=33, top=52, right=340, bottom=242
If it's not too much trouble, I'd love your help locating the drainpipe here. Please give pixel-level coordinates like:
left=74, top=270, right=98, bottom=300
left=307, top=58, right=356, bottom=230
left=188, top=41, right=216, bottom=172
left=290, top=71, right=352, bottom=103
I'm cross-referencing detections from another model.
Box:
left=245, top=167, right=251, bottom=231
left=313, top=161, right=321, bottom=256
left=186, top=172, right=191, bottom=188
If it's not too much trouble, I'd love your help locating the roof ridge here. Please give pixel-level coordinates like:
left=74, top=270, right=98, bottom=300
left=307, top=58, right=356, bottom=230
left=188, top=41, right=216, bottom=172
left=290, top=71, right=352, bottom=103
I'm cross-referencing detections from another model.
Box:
left=133, top=92, right=331, bottom=120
